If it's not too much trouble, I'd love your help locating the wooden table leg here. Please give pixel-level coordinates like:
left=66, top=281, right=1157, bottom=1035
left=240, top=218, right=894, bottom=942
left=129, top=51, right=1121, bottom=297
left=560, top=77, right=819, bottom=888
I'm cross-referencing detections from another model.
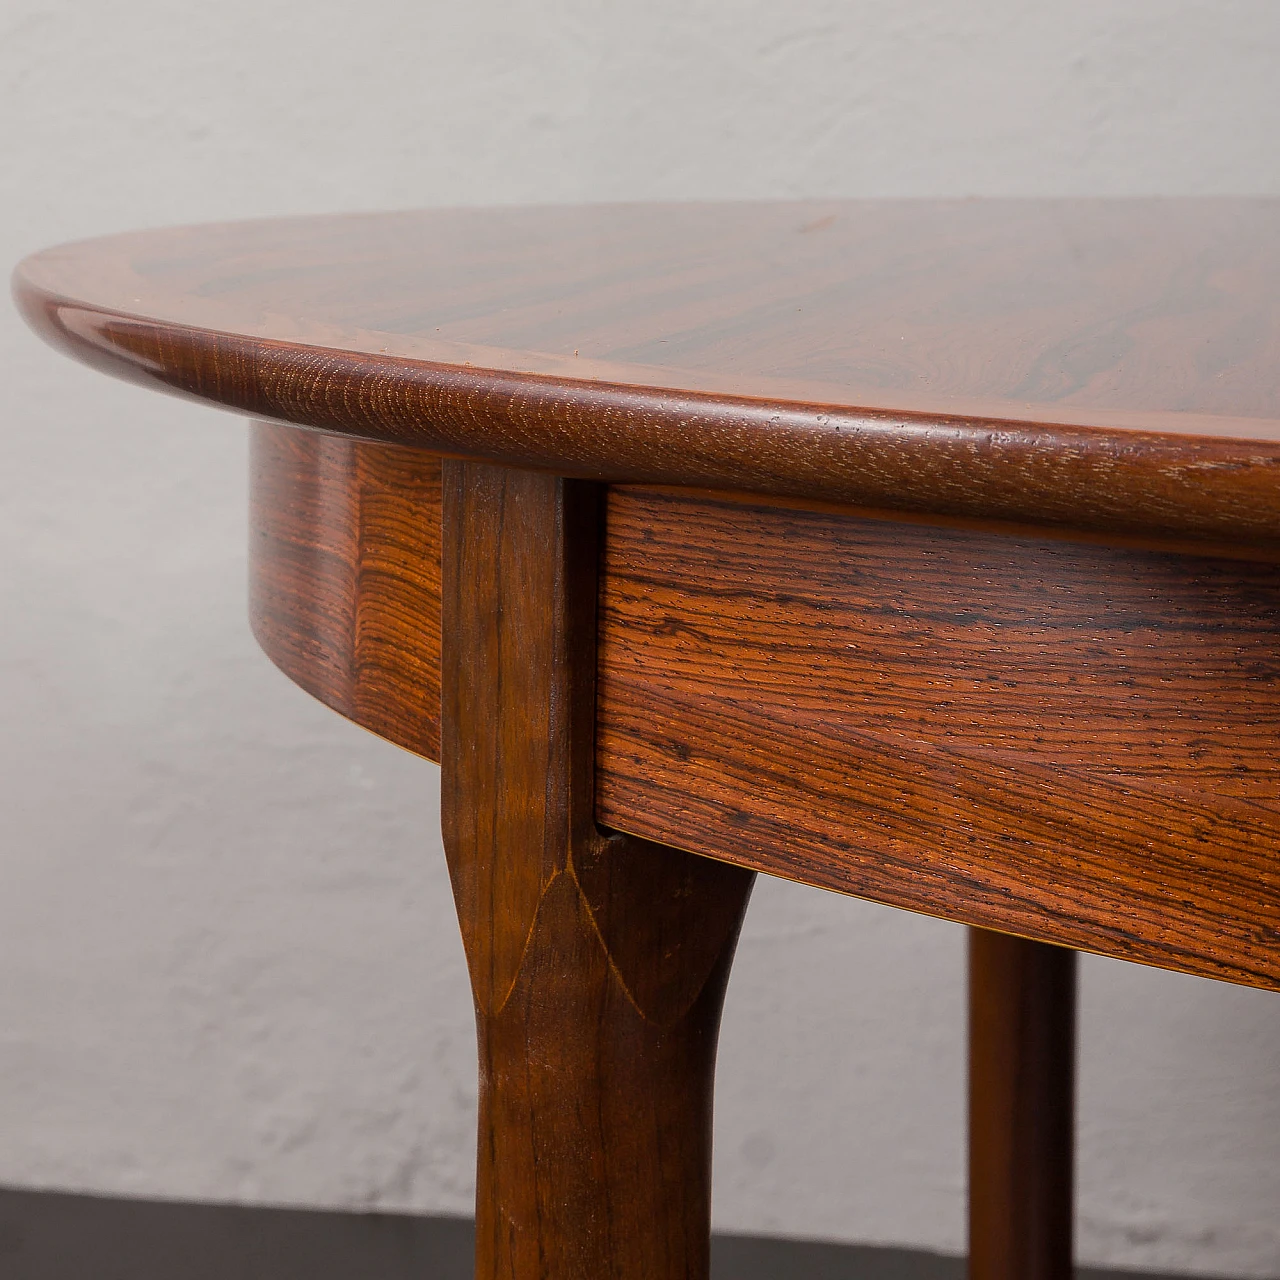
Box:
left=968, top=928, right=1076, bottom=1280
left=440, top=460, right=755, bottom=1279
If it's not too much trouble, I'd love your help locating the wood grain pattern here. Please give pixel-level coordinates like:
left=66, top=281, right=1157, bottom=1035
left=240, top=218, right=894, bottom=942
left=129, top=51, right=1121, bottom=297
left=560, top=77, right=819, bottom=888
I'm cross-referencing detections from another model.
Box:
left=15, top=201, right=1280, bottom=543
left=968, top=931, right=1076, bottom=1280
left=28, top=201, right=1280, bottom=1275
left=439, top=460, right=754, bottom=1279
left=249, top=421, right=442, bottom=758
left=30, top=202, right=1280, bottom=1278
left=595, top=485, right=1280, bottom=990
left=247, top=430, right=1280, bottom=990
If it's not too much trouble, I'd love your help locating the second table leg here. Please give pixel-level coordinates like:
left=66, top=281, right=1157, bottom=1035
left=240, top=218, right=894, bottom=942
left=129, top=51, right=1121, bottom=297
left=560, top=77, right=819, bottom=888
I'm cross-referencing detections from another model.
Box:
left=968, top=928, right=1076, bottom=1280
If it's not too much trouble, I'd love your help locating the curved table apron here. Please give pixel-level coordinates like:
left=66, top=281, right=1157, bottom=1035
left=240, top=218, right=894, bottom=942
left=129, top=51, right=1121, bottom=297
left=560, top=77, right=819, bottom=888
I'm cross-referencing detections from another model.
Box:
left=16, top=200, right=1280, bottom=1280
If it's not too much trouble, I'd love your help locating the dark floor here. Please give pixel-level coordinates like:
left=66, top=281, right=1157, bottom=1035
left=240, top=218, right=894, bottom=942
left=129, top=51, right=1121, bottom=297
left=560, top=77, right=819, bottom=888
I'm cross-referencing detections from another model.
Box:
left=0, top=1185, right=1242, bottom=1279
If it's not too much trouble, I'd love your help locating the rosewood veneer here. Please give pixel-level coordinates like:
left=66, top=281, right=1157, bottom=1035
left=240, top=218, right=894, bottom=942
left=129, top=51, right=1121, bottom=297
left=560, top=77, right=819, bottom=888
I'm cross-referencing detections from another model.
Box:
left=16, top=199, right=1280, bottom=1279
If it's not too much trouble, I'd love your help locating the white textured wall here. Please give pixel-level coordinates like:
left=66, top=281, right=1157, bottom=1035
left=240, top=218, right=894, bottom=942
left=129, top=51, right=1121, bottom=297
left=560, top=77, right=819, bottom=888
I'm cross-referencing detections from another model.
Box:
left=4, top=1, right=1280, bottom=1274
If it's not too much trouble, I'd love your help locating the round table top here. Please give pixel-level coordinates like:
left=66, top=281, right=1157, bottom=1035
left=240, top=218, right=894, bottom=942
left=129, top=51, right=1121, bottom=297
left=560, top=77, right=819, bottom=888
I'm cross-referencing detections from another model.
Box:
left=14, top=200, right=1280, bottom=542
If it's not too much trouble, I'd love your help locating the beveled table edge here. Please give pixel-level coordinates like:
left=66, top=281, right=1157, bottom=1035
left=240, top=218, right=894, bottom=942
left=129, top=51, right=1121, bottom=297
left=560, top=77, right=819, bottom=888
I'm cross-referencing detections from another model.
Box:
left=14, top=262, right=1280, bottom=548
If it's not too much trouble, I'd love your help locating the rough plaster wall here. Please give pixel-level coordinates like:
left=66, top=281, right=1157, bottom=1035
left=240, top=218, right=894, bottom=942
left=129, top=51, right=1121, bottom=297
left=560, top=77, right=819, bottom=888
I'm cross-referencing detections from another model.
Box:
left=3, top=0, right=1280, bottom=1274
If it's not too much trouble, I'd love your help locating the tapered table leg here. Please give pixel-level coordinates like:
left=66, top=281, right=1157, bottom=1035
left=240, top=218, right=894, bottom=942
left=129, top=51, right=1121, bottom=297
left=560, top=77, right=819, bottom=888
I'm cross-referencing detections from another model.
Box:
left=968, top=928, right=1076, bottom=1280
left=440, top=460, right=755, bottom=1280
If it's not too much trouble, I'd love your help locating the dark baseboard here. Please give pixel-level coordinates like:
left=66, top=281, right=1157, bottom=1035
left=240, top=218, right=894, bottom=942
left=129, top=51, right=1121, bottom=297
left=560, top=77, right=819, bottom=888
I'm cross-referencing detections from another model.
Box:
left=0, top=1185, right=1240, bottom=1279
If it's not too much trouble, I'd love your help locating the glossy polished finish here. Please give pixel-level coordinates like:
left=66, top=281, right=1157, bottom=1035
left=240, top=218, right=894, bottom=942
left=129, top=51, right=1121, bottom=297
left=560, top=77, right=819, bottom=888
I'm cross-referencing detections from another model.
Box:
left=597, top=485, right=1280, bottom=990
left=14, top=201, right=1280, bottom=544
left=19, top=201, right=1280, bottom=1280
left=250, top=424, right=443, bottom=759
left=247, top=424, right=1280, bottom=992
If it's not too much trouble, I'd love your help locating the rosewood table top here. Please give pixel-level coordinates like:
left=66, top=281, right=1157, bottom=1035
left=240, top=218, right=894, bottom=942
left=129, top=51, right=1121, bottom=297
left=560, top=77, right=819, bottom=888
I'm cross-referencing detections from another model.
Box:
left=17, top=200, right=1280, bottom=543
left=15, top=200, right=1280, bottom=1280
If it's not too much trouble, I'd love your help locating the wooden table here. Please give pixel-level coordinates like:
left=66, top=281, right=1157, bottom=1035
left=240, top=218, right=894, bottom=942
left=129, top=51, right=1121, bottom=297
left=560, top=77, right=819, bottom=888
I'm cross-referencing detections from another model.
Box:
left=15, top=200, right=1280, bottom=1280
